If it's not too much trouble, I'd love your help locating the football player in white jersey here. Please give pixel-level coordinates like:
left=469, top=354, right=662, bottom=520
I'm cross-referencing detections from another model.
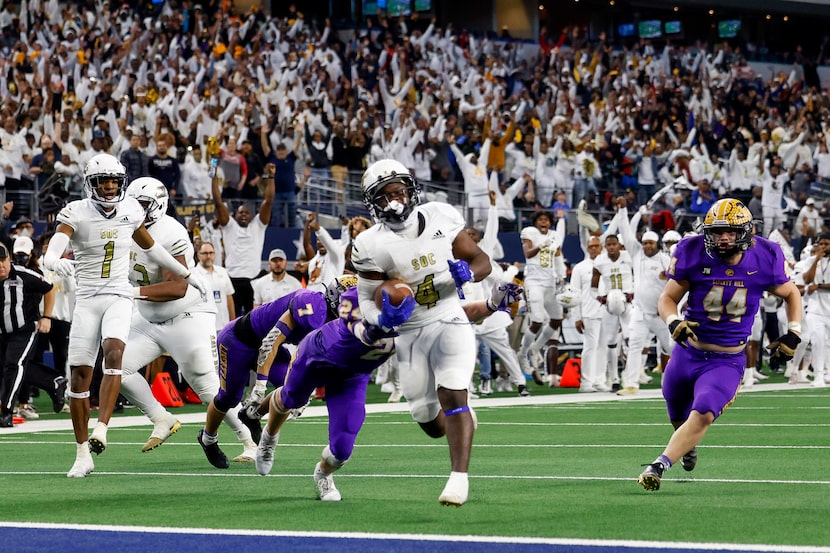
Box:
left=613, top=203, right=673, bottom=395
left=42, top=154, right=207, bottom=478
left=352, top=159, right=492, bottom=507
left=591, top=226, right=636, bottom=391
left=518, top=209, right=567, bottom=386
left=119, top=178, right=257, bottom=461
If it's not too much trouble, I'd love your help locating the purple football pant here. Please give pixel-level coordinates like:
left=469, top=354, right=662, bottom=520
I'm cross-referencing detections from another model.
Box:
left=280, top=340, right=372, bottom=462
left=661, top=345, right=744, bottom=422
left=213, top=326, right=291, bottom=413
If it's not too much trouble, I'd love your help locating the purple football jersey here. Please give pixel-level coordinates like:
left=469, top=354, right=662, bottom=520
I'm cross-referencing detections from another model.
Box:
left=299, top=287, right=395, bottom=375
left=248, top=289, right=327, bottom=345
left=667, top=235, right=790, bottom=346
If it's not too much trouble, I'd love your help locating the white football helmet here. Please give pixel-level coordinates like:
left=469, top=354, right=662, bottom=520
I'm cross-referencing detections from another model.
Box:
left=556, top=285, right=579, bottom=309
left=84, top=153, right=127, bottom=206
left=606, top=289, right=626, bottom=316
left=361, top=159, right=420, bottom=225
left=126, top=177, right=169, bottom=226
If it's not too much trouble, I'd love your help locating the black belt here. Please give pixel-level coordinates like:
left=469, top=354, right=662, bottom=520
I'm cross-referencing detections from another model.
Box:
left=233, top=313, right=262, bottom=348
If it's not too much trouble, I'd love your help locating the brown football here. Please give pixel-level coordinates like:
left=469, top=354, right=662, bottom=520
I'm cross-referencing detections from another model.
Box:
left=374, top=279, right=414, bottom=308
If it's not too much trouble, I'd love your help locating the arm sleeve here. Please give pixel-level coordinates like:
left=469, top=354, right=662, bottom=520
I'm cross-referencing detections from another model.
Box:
left=143, top=241, right=190, bottom=278
left=42, top=231, right=70, bottom=271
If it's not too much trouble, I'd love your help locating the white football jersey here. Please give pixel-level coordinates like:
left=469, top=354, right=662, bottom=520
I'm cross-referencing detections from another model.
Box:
left=352, top=202, right=468, bottom=328
left=57, top=197, right=144, bottom=299
left=520, top=225, right=565, bottom=287
left=130, top=215, right=216, bottom=323
left=593, top=250, right=635, bottom=294
left=632, top=250, right=671, bottom=315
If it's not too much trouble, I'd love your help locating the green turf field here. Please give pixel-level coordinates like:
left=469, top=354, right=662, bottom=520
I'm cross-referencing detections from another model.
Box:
left=1, top=381, right=829, bottom=548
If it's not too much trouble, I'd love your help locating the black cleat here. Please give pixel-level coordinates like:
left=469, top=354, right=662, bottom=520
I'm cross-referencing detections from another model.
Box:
left=680, top=447, right=698, bottom=472
left=52, top=377, right=68, bottom=413
left=198, top=430, right=229, bottom=469
left=517, top=385, right=530, bottom=397
left=0, top=413, right=13, bottom=427
left=237, top=405, right=263, bottom=444
left=637, top=462, right=665, bottom=491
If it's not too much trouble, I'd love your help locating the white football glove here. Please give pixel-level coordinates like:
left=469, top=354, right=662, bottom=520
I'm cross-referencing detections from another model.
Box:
left=184, top=271, right=207, bottom=298
left=486, top=282, right=523, bottom=312
left=247, top=380, right=267, bottom=409
left=53, top=258, right=76, bottom=278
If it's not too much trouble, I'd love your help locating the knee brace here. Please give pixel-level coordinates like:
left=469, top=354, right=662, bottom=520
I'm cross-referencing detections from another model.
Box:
left=102, top=368, right=123, bottom=376
left=322, top=445, right=347, bottom=469
left=67, top=390, right=90, bottom=399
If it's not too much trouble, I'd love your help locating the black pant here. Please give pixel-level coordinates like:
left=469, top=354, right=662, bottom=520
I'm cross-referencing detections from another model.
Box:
left=19, top=328, right=68, bottom=404
left=230, top=277, right=254, bottom=318
left=0, top=330, right=39, bottom=415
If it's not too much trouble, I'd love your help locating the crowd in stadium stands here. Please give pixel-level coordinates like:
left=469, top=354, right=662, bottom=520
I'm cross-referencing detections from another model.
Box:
left=0, top=0, right=828, bottom=420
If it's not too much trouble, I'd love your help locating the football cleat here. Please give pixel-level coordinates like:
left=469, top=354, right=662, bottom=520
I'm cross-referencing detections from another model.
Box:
left=438, top=473, right=469, bottom=507
left=637, top=462, right=665, bottom=491
left=256, top=433, right=279, bottom=476
left=237, top=405, right=263, bottom=444
left=197, top=430, right=229, bottom=469
left=517, top=385, right=530, bottom=397
left=680, top=448, right=698, bottom=472
left=142, top=413, right=181, bottom=452
left=67, top=456, right=94, bottom=478
left=531, top=369, right=548, bottom=386
left=88, top=427, right=107, bottom=455
left=233, top=439, right=258, bottom=463
left=52, top=377, right=68, bottom=413
left=313, top=462, right=342, bottom=501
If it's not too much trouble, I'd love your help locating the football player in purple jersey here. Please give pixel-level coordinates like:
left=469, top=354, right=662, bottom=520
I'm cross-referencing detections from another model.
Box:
left=196, top=288, right=328, bottom=469
left=638, top=198, right=802, bottom=491
left=254, top=275, right=522, bottom=501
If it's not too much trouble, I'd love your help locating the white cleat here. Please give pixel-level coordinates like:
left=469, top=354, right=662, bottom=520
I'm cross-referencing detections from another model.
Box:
left=88, top=427, right=108, bottom=455
left=67, top=456, right=94, bottom=478
left=314, top=462, right=342, bottom=501
left=233, top=439, right=258, bottom=463
left=256, top=434, right=279, bottom=475
left=438, top=472, right=469, bottom=507
left=387, top=390, right=403, bottom=403
left=529, top=350, right=544, bottom=371
left=142, top=413, right=182, bottom=452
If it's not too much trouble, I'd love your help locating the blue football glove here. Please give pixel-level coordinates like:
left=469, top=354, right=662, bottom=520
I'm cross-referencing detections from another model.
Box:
left=377, top=291, right=415, bottom=329
left=448, top=259, right=474, bottom=299
left=486, top=282, right=524, bottom=312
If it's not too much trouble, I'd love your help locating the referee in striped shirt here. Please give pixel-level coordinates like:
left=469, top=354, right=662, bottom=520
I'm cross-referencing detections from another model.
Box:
left=0, top=242, right=54, bottom=427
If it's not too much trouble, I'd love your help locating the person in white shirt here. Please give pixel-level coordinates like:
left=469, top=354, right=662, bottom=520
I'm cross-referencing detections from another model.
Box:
left=760, top=157, right=787, bottom=238
left=801, top=233, right=830, bottom=388
left=42, top=154, right=206, bottom=478
left=615, top=205, right=673, bottom=395
left=794, top=198, right=822, bottom=258
left=302, top=212, right=346, bottom=293
left=211, top=162, right=275, bottom=316
left=570, top=235, right=609, bottom=392
left=252, top=248, right=302, bottom=308
left=194, top=242, right=235, bottom=331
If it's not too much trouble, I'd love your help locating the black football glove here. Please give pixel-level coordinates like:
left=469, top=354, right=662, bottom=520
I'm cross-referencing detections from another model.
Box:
left=668, top=319, right=699, bottom=348
left=767, top=330, right=801, bottom=363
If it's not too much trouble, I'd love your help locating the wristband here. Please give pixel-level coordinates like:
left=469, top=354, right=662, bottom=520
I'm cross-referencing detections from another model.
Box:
left=485, top=298, right=498, bottom=312
left=133, top=286, right=143, bottom=298
left=256, top=373, right=269, bottom=381
left=261, top=174, right=274, bottom=179
left=666, top=314, right=680, bottom=326
left=788, top=321, right=802, bottom=334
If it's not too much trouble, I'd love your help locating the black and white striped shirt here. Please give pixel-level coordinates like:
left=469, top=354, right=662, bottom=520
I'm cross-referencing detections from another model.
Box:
left=0, top=265, right=53, bottom=335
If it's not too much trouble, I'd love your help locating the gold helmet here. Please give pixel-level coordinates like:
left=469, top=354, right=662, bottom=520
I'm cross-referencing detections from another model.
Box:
left=324, top=274, right=359, bottom=318
left=703, top=198, right=753, bottom=258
